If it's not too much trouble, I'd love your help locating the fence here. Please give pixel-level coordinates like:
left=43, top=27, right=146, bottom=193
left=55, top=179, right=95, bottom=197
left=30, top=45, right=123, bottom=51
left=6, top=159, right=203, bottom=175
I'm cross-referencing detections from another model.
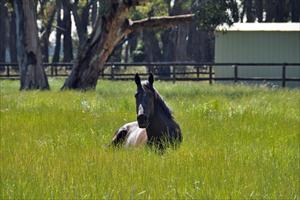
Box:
left=0, top=62, right=299, bottom=87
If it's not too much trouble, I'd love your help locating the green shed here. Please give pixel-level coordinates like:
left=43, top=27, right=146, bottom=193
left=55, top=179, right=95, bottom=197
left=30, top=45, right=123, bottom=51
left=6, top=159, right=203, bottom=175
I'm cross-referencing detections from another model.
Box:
left=214, top=23, right=300, bottom=87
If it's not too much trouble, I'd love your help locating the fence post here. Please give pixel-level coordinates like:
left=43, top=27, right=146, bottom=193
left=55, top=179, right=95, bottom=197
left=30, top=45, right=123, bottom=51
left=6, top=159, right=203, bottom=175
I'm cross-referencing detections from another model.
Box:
left=147, top=62, right=151, bottom=74
left=55, top=64, right=58, bottom=76
left=51, top=64, right=54, bottom=76
left=101, top=69, right=104, bottom=78
left=197, top=66, right=200, bottom=79
left=282, top=64, right=286, bottom=87
left=6, top=65, right=10, bottom=77
left=111, top=64, right=115, bottom=80
left=172, top=65, right=176, bottom=84
left=209, top=65, right=213, bottom=85
left=234, top=65, right=238, bottom=83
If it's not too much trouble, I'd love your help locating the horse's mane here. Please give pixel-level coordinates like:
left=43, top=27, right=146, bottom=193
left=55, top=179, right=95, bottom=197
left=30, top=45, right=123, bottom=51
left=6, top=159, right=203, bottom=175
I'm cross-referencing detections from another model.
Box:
left=142, top=81, right=173, bottom=119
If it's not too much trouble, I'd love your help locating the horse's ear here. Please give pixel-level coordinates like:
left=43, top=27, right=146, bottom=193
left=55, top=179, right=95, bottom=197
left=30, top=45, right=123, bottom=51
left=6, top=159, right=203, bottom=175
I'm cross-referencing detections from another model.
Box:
left=135, top=73, right=141, bottom=87
left=148, top=73, right=154, bottom=86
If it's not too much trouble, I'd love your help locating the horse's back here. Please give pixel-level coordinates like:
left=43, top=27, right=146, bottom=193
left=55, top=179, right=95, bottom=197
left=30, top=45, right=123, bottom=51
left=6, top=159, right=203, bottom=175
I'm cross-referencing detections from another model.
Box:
left=112, top=121, right=147, bottom=148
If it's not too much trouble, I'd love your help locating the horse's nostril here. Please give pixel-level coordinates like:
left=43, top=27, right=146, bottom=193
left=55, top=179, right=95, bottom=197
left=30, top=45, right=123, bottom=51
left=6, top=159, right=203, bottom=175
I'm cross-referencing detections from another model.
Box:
left=137, top=115, right=148, bottom=127
left=137, top=115, right=147, bottom=122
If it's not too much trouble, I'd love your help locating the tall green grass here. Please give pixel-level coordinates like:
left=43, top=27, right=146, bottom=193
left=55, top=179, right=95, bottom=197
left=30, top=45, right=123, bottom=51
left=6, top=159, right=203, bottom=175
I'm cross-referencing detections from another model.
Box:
left=1, top=79, right=299, bottom=199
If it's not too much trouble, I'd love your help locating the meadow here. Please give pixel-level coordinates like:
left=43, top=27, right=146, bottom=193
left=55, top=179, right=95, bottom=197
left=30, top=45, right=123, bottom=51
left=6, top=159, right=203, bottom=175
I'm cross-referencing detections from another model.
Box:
left=0, top=79, right=299, bottom=199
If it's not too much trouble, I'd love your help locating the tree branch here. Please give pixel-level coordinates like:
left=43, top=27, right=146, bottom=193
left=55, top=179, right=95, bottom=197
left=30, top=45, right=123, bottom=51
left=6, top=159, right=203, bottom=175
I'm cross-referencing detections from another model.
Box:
left=126, top=14, right=194, bottom=34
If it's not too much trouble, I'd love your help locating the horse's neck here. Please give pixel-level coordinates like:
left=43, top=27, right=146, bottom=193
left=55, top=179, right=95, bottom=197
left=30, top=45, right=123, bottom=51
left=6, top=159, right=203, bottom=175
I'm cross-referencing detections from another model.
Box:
left=147, top=109, right=173, bottom=137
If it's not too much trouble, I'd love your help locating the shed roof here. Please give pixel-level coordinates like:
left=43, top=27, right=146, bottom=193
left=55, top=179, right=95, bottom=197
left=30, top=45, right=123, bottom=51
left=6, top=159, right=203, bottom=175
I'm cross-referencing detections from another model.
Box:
left=216, top=23, right=300, bottom=32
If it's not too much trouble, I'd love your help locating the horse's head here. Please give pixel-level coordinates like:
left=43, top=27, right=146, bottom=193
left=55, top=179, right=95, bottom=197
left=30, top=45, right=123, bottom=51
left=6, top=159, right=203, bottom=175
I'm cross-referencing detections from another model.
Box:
left=134, top=73, right=156, bottom=128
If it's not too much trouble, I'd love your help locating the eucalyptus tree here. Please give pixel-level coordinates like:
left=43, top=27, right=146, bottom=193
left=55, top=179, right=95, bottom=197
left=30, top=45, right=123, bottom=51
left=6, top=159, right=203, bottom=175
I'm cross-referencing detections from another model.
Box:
left=13, top=0, right=49, bottom=90
left=62, top=0, right=194, bottom=90
left=39, top=0, right=57, bottom=62
left=0, top=0, right=8, bottom=63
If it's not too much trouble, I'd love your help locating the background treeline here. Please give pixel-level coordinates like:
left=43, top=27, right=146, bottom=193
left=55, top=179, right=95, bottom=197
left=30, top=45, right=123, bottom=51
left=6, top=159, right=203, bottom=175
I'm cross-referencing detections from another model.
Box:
left=0, top=0, right=299, bottom=64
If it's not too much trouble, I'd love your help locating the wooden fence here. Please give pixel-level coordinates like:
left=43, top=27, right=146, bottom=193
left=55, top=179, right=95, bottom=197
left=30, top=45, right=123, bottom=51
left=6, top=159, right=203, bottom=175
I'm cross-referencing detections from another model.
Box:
left=0, top=62, right=299, bottom=87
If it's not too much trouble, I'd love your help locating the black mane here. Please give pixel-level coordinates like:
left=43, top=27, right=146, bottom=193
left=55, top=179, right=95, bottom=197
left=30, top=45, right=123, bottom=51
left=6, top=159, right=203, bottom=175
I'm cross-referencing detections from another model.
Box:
left=142, top=81, right=173, bottom=119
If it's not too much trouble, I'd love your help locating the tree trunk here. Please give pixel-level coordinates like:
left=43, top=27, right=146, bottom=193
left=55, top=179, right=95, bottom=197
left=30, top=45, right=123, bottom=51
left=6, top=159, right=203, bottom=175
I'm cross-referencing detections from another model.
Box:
left=274, top=0, right=286, bottom=22
left=62, top=0, right=194, bottom=90
left=187, top=24, right=211, bottom=62
left=174, top=24, right=189, bottom=61
left=255, top=0, right=263, bottom=22
left=91, top=0, right=98, bottom=27
left=61, top=0, right=73, bottom=62
left=265, top=0, right=275, bottom=22
left=0, top=0, right=7, bottom=62
left=160, top=29, right=173, bottom=76
left=13, top=0, right=49, bottom=90
left=142, top=30, right=162, bottom=73
left=52, top=1, right=62, bottom=63
left=129, top=33, right=138, bottom=56
left=230, top=0, right=239, bottom=22
left=41, top=5, right=56, bottom=63
left=290, top=0, right=300, bottom=22
left=71, top=0, right=90, bottom=47
left=9, top=10, right=18, bottom=63
left=161, top=29, right=174, bottom=61
left=245, top=0, right=255, bottom=22
left=109, top=44, right=122, bottom=63
left=62, top=4, right=131, bottom=90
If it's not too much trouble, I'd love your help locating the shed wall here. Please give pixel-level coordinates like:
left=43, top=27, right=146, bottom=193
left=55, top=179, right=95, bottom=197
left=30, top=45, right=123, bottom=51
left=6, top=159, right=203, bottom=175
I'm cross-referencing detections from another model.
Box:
left=214, top=31, right=300, bottom=87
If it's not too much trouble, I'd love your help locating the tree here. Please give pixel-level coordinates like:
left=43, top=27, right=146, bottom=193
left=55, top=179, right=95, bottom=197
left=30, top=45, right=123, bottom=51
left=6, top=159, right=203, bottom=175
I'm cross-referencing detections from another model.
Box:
left=0, top=0, right=7, bottom=63
left=61, top=0, right=73, bottom=62
left=9, top=10, right=17, bottom=63
left=38, top=0, right=56, bottom=63
left=70, top=0, right=91, bottom=47
left=13, top=0, right=49, bottom=90
left=142, top=29, right=162, bottom=73
left=193, top=0, right=236, bottom=30
left=62, top=0, right=194, bottom=90
left=255, top=0, right=263, bottom=22
left=52, top=0, right=63, bottom=63
left=244, top=0, right=255, bottom=22
left=39, top=0, right=56, bottom=62
left=290, top=0, right=300, bottom=22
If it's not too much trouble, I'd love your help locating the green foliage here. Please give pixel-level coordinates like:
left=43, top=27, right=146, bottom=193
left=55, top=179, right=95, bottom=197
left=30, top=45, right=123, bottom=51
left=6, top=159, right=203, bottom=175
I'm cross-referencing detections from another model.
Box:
left=180, top=0, right=194, bottom=11
left=77, top=0, right=88, bottom=8
left=130, top=0, right=169, bottom=20
left=38, top=0, right=56, bottom=27
left=193, top=0, right=235, bottom=30
left=1, top=79, right=299, bottom=199
left=130, top=39, right=145, bottom=62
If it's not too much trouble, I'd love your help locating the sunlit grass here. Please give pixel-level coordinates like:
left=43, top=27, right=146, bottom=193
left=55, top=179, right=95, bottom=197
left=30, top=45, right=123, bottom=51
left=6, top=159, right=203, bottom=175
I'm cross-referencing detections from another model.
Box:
left=1, top=79, right=299, bottom=199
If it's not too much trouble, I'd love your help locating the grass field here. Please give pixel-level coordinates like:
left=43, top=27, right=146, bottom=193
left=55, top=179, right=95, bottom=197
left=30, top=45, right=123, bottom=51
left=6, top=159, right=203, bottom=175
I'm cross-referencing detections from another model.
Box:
left=1, top=79, right=299, bottom=199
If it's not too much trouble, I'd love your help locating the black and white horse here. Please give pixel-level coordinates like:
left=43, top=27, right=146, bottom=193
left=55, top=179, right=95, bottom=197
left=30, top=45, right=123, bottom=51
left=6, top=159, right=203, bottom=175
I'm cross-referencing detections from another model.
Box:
left=111, top=73, right=182, bottom=150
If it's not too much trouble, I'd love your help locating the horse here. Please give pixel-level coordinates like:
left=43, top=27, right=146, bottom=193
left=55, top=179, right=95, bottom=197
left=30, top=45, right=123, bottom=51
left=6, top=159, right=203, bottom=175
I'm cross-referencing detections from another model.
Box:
left=111, top=121, right=148, bottom=148
left=111, top=73, right=182, bottom=150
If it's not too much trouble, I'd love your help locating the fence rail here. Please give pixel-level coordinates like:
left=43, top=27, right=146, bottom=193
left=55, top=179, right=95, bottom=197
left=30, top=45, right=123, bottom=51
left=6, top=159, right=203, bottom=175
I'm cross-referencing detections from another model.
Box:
left=0, top=62, right=299, bottom=87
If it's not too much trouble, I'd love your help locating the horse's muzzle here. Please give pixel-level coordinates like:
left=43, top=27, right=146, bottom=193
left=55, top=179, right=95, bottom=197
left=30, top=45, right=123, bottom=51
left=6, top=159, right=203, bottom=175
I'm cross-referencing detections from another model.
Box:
left=137, top=114, right=148, bottom=128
